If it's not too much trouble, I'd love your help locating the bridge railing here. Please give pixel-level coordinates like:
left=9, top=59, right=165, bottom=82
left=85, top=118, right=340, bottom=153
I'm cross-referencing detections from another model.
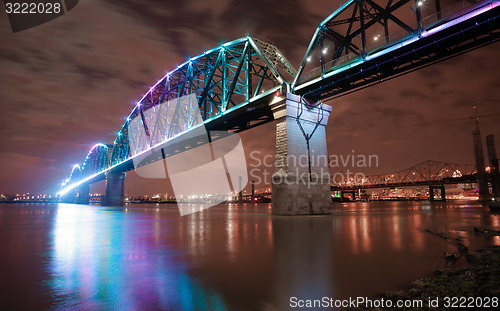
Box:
left=421, top=0, right=472, bottom=29
left=298, top=52, right=361, bottom=84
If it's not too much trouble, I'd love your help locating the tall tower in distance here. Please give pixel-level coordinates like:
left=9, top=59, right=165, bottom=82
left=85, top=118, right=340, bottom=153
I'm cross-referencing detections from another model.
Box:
left=486, top=135, right=500, bottom=198
left=472, top=107, right=489, bottom=200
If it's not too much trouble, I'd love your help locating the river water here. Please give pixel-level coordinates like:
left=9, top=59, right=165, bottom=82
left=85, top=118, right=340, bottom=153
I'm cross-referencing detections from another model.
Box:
left=0, top=201, right=498, bottom=310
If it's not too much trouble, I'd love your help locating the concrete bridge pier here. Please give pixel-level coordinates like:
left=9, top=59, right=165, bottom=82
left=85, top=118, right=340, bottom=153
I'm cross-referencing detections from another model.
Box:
left=76, top=183, right=90, bottom=204
left=102, top=172, right=126, bottom=206
left=429, top=185, right=446, bottom=202
left=271, top=93, right=332, bottom=215
left=60, top=188, right=77, bottom=204
left=440, top=185, right=446, bottom=201
left=340, top=189, right=356, bottom=201
left=486, top=135, right=500, bottom=197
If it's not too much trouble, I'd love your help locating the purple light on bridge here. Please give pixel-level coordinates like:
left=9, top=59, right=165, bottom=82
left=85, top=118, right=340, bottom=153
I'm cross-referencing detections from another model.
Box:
left=422, top=1, right=499, bottom=37
left=88, top=143, right=108, bottom=153
left=61, top=164, right=82, bottom=188
left=84, top=143, right=108, bottom=160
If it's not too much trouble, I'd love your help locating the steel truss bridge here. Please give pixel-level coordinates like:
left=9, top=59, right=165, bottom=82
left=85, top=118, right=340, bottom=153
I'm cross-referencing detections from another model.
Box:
left=59, top=0, right=499, bottom=197
left=330, top=160, right=479, bottom=191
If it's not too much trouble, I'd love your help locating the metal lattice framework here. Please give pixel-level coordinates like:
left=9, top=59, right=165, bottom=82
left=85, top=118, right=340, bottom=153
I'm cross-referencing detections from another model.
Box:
left=110, top=36, right=295, bottom=166
left=333, top=160, right=477, bottom=188
left=61, top=144, right=110, bottom=188
left=81, top=144, right=110, bottom=176
left=293, top=0, right=500, bottom=98
left=61, top=164, right=81, bottom=188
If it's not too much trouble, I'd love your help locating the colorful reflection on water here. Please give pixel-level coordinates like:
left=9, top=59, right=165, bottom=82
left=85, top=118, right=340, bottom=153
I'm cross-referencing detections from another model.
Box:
left=0, top=201, right=498, bottom=310
left=48, top=204, right=226, bottom=310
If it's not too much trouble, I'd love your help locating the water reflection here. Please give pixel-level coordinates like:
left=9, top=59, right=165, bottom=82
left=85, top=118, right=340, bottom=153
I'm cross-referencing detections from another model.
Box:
left=272, top=216, right=335, bottom=310
left=49, top=204, right=227, bottom=310
left=0, top=201, right=499, bottom=310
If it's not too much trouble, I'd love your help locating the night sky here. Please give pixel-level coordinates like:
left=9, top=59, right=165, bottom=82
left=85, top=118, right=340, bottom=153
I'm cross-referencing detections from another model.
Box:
left=0, top=0, right=499, bottom=196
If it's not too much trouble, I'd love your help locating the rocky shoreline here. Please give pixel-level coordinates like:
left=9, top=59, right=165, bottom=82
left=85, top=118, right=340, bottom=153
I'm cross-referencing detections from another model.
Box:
left=348, top=246, right=500, bottom=310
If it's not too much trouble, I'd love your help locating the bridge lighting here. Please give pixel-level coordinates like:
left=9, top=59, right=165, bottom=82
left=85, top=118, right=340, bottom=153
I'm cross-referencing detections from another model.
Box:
left=417, top=1, right=424, bottom=6
left=306, top=56, right=312, bottom=62
left=322, top=48, right=328, bottom=54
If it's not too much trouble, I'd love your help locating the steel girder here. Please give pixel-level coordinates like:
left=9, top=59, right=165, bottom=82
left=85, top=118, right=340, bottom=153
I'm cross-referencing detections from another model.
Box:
left=292, top=0, right=500, bottom=98
left=332, top=160, right=477, bottom=189
left=61, top=164, right=81, bottom=189
left=61, top=143, right=111, bottom=188
left=60, top=37, right=294, bottom=193
left=293, top=0, right=426, bottom=87
left=108, top=36, right=294, bottom=166
left=81, top=144, right=110, bottom=176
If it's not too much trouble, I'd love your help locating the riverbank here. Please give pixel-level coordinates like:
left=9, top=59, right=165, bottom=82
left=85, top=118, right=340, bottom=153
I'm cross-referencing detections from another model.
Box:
left=349, top=246, right=500, bottom=310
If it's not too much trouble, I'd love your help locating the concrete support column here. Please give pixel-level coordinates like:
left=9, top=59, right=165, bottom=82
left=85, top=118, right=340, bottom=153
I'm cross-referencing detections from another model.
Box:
left=486, top=135, right=500, bottom=197
left=271, top=93, right=332, bottom=215
left=61, top=189, right=76, bottom=204
left=76, top=183, right=90, bottom=205
left=439, top=185, right=446, bottom=201
left=251, top=180, right=255, bottom=202
left=429, top=185, right=445, bottom=201
left=473, top=128, right=489, bottom=200
left=102, top=172, right=126, bottom=206
left=238, top=176, right=243, bottom=203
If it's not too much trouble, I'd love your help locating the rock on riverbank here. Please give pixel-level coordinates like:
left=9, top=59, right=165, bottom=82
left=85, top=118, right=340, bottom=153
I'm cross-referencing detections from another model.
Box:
left=348, top=246, right=500, bottom=310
